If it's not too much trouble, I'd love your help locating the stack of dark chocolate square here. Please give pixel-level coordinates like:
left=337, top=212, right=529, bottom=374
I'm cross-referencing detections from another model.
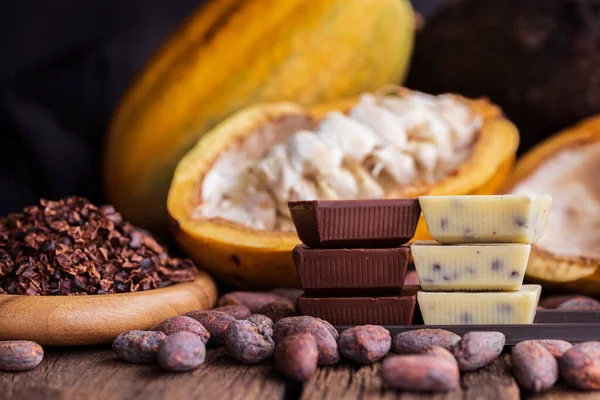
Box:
left=288, top=199, right=422, bottom=326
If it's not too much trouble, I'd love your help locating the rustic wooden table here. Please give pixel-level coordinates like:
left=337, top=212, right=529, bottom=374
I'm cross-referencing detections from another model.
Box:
left=0, top=347, right=596, bottom=400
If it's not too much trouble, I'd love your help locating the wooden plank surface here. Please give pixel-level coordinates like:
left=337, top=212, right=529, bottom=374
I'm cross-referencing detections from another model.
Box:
left=0, top=348, right=597, bottom=400
left=300, top=354, right=520, bottom=400
left=0, top=348, right=284, bottom=400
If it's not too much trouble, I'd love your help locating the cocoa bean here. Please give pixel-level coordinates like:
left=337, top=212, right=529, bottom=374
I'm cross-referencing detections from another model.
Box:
left=275, top=333, right=318, bottom=382
left=381, top=354, right=459, bottom=392
left=274, top=316, right=339, bottom=365
left=185, top=310, right=235, bottom=347
left=272, top=317, right=296, bottom=339
left=112, top=330, right=167, bottom=363
left=225, top=320, right=275, bottom=364
left=393, top=329, right=461, bottom=354
left=556, top=296, right=600, bottom=311
left=451, top=331, right=505, bottom=371
left=529, top=340, right=572, bottom=358
left=275, top=316, right=338, bottom=340
left=512, top=341, right=558, bottom=393
left=245, top=314, right=274, bottom=333
left=319, top=319, right=338, bottom=340
left=259, top=302, right=298, bottom=322
left=269, top=288, right=303, bottom=303
left=538, top=294, right=578, bottom=309
left=559, top=341, right=600, bottom=389
left=421, top=345, right=458, bottom=367
left=338, top=325, right=391, bottom=364
left=0, top=341, right=44, bottom=371
left=218, top=291, right=293, bottom=312
left=157, top=331, right=206, bottom=372
left=213, top=304, right=252, bottom=319
left=151, top=316, right=210, bottom=344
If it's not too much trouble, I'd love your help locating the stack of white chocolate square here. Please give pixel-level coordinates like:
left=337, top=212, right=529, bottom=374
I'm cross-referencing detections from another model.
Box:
left=412, top=195, right=552, bottom=325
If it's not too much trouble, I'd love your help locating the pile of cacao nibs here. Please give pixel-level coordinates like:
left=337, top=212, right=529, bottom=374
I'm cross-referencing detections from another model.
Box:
left=0, top=197, right=197, bottom=295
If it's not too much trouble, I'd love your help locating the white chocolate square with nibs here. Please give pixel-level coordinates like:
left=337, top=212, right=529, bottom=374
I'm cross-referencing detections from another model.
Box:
left=417, top=284, right=541, bottom=325
left=419, top=195, right=552, bottom=244
left=411, top=241, right=530, bottom=291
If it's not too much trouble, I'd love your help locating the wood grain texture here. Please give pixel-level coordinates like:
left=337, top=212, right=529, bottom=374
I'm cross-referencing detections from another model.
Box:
left=528, top=387, right=600, bottom=400
left=0, top=348, right=284, bottom=400
left=0, top=348, right=592, bottom=400
left=300, top=353, right=519, bottom=400
left=0, top=271, right=218, bottom=346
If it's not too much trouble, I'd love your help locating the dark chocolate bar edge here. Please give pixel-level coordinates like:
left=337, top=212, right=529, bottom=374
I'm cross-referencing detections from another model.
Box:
left=534, top=309, right=600, bottom=324
left=298, top=287, right=419, bottom=326
left=293, top=245, right=410, bottom=293
left=289, top=199, right=421, bottom=248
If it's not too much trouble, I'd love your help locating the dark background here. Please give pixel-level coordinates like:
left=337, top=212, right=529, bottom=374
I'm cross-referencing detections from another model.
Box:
left=0, top=0, right=207, bottom=215
left=0, top=0, right=479, bottom=216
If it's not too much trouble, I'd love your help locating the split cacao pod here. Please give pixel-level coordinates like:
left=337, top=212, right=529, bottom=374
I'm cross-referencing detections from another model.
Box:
left=504, top=116, right=600, bottom=295
left=168, top=87, right=519, bottom=288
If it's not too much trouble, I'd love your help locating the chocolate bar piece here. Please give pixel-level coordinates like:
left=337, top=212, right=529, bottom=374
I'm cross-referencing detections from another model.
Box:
left=419, top=195, right=552, bottom=244
left=297, top=286, right=418, bottom=325
left=334, top=323, right=600, bottom=345
left=417, top=285, right=541, bottom=325
left=293, top=245, right=410, bottom=294
left=289, top=199, right=421, bottom=248
left=411, top=241, right=530, bottom=291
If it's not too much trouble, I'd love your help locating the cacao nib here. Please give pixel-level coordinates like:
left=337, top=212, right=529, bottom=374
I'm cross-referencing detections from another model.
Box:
left=0, top=197, right=198, bottom=295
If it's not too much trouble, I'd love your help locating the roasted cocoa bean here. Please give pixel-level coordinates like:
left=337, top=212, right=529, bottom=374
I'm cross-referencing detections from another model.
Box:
left=274, top=333, right=318, bottom=382
left=512, top=341, right=558, bottom=393
left=404, top=270, right=420, bottom=286
left=225, top=320, right=275, bottom=364
left=451, top=331, right=505, bottom=371
left=0, top=341, right=44, bottom=371
left=338, top=325, right=391, bottom=364
left=393, top=328, right=461, bottom=354
left=538, top=295, right=578, bottom=309
left=151, top=316, right=210, bottom=344
left=556, top=296, right=600, bottom=310
left=320, top=319, right=339, bottom=339
left=259, top=302, right=298, bottom=322
left=274, top=318, right=307, bottom=342
left=270, top=288, right=303, bottom=303
left=381, top=354, right=459, bottom=392
left=558, top=341, right=600, bottom=389
left=157, top=331, right=206, bottom=372
left=245, top=314, right=274, bottom=333
left=213, top=304, right=252, bottom=319
left=421, top=345, right=458, bottom=367
left=274, top=316, right=339, bottom=365
left=185, top=310, right=235, bottom=347
left=218, top=291, right=293, bottom=312
left=529, top=340, right=572, bottom=358
left=275, top=316, right=338, bottom=341
left=113, top=330, right=167, bottom=363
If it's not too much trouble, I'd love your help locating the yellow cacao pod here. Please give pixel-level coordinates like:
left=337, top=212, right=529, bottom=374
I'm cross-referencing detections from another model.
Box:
left=104, top=0, right=416, bottom=231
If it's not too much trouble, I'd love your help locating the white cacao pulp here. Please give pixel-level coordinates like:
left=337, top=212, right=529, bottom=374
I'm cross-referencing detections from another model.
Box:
left=197, top=91, right=482, bottom=231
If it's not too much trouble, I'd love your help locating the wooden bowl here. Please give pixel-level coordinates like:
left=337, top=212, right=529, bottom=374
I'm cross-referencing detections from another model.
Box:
left=0, top=270, right=218, bottom=346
